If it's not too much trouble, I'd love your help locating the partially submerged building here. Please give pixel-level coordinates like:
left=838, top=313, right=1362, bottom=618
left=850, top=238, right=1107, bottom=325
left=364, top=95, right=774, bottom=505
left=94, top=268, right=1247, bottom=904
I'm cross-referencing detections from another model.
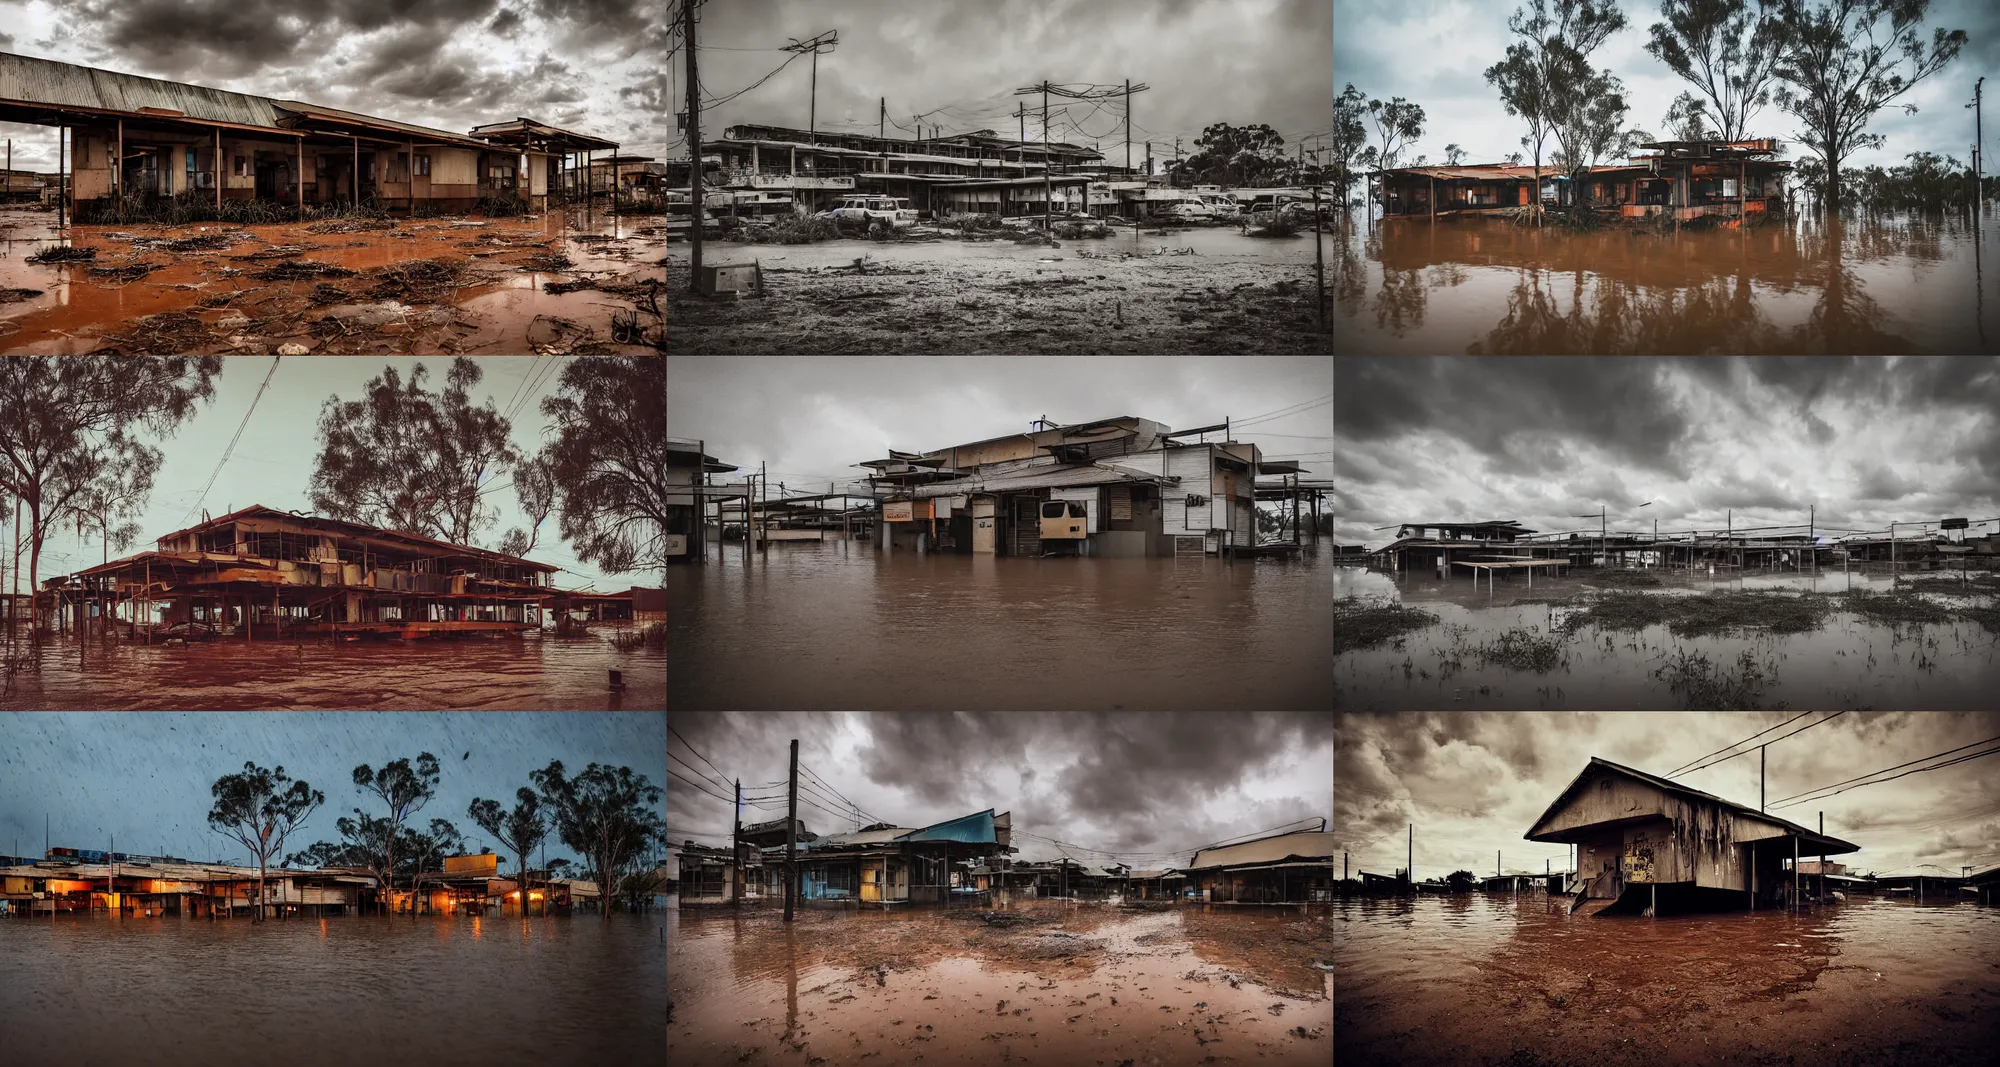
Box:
left=861, top=415, right=1282, bottom=559
left=795, top=809, right=1013, bottom=907
left=1525, top=757, right=1859, bottom=916
left=1178, top=829, right=1336, bottom=904
left=667, top=439, right=745, bottom=564
left=1375, top=140, right=1790, bottom=221
left=44, top=504, right=559, bottom=641
left=2, top=848, right=377, bottom=918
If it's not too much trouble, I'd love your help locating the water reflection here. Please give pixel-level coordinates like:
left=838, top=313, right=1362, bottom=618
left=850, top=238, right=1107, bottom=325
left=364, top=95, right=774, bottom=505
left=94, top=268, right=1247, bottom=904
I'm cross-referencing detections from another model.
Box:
left=1332, top=209, right=1998, bottom=353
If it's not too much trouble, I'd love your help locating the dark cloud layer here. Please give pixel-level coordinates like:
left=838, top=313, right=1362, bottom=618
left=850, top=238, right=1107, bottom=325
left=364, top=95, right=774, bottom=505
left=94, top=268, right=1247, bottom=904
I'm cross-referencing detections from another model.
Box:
left=669, top=713, right=1332, bottom=868
left=1337, top=712, right=2000, bottom=881
left=1332, top=357, right=2000, bottom=549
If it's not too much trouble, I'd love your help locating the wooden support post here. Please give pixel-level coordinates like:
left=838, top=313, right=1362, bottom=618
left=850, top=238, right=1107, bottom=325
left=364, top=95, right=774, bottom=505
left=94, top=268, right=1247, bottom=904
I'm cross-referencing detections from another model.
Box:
left=57, top=125, right=65, bottom=228
left=116, top=118, right=123, bottom=223
left=214, top=129, right=222, bottom=211
left=409, top=139, right=415, bottom=216
left=296, top=135, right=303, bottom=211
left=353, top=137, right=360, bottom=208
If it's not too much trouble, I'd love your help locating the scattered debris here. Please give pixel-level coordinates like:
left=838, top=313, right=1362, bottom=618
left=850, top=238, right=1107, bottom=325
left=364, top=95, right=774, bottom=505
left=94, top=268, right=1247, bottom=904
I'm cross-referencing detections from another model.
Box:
left=366, top=258, right=481, bottom=303
left=100, top=311, right=215, bottom=354
left=87, top=262, right=163, bottom=282
left=305, top=217, right=396, bottom=234
left=252, top=259, right=357, bottom=280
left=243, top=244, right=322, bottom=260
left=522, top=252, right=575, bottom=271
left=308, top=283, right=352, bottom=305
left=0, top=287, right=45, bottom=303
left=26, top=246, right=97, bottom=263
left=277, top=342, right=311, bottom=355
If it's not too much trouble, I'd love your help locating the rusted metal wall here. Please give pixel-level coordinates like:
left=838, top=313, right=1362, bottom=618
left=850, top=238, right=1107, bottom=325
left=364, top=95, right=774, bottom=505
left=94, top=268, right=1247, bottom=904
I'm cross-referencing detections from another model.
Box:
left=1543, top=769, right=1800, bottom=892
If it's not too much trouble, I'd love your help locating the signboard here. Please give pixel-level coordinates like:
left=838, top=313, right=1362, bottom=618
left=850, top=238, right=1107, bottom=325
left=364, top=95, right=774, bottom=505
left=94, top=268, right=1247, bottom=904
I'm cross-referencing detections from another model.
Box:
left=884, top=501, right=914, bottom=522
left=665, top=534, right=688, bottom=556
left=443, top=854, right=499, bottom=876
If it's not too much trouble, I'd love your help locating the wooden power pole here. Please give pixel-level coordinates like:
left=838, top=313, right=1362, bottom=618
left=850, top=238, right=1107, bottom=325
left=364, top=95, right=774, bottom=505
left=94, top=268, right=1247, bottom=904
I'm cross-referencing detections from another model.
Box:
left=684, top=0, right=702, bottom=291
left=784, top=738, right=798, bottom=922
left=732, top=778, right=743, bottom=909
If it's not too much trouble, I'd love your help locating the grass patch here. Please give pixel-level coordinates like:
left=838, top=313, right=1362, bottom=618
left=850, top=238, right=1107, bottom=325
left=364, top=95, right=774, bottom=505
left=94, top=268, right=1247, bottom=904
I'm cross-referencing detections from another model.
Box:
left=1954, top=604, right=2000, bottom=633
left=1334, top=595, right=1439, bottom=654
left=1472, top=626, right=1569, bottom=673
left=1834, top=590, right=1953, bottom=625
left=1652, top=647, right=1780, bottom=709
left=1902, top=573, right=2000, bottom=595
left=1566, top=590, right=1831, bottom=637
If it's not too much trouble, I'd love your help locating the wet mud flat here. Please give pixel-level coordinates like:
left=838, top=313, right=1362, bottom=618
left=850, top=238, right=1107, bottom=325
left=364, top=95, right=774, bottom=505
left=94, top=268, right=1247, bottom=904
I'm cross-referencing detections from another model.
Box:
left=1336, top=895, right=2000, bottom=1067
left=0, top=206, right=666, bottom=353
left=668, top=898, right=1332, bottom=1066
left=665, top=236, right=1329, bottom=353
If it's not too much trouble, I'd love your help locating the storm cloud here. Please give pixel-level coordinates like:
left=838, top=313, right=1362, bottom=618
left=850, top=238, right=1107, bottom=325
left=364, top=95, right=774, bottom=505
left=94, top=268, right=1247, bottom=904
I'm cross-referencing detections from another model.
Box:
left=1336, top=712, right=2000, bottom=882
left=668, top=713, right=1333, bottom=869
left=1332, top=357, right=2000, bottom=550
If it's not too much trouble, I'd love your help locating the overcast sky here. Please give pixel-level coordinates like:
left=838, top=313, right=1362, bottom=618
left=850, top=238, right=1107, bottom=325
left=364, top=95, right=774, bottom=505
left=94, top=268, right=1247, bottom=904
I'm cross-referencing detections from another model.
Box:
left=1337, top=711, right=2000, bottom=881
left=0, top=712, right=666, bottom=867
left=0, top=0, right=667, bottom=173
left=667, top=355, right=1333, bottom=501
left=7, top=357, right=627, bottom=591
left=1333, top=0, right=1997, bottom=173
left=1332, top=357, right=2000, bottom=549
left=673, top=0, right=1334, bottom=169
left=669, top=712, right=1332, bottom=870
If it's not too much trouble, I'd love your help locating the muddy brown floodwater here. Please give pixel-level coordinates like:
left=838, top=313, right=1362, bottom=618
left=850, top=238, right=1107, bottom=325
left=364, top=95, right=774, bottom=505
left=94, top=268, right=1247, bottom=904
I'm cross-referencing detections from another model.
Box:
left=669, top=898, right=1333, bottom=1067
left=1333, top=209, right=2000, bottom=353
left=0, top=625, right=664, bottom=709
left=1336, top=893, right=2000, bottom=1067
left=0, top=913, right=665, bottom=1067
left=0, top=205, right=666, bottom=353
left=666, top=540, right=1335, bottom=710
left=666, top=225, right=1330, bottom=353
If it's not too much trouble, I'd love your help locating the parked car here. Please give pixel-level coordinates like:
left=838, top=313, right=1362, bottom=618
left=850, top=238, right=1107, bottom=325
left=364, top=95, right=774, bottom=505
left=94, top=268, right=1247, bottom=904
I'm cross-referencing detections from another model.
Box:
left=819, top=195, right=919, bottom=228
left=1197, top=194, right=1241, bottom=219
left=1157, top=200, right=1213, bottom=221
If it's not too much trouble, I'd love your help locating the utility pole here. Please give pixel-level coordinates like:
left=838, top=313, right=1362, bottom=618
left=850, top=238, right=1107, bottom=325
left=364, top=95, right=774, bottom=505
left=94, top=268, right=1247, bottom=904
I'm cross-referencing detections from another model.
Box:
left=1819, top=811, right=1824, bottom=909
left=1175, top=137, right=1182, bottom=187
left=732, top=778, right=743, bottom=909
left=784, top=738, right=798, bottom=922
left=1125, top=79, right=1131, bottom=176
left=684, top=0, right=702, bottom=292
left=1407, top=823, right=1412, bottom=893
left=1760, top=745, right=1766, bottom=811
left=1043, top=84, right=1051, bottom=230
left=1017, top=102, right=1025, bottom=169
left=781, top=31, right=840, bottom=148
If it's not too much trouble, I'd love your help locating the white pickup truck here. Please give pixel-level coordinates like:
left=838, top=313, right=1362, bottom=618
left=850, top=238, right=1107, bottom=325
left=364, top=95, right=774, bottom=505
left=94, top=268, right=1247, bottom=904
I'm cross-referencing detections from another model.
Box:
left=820, top=195, right=919, bottom=229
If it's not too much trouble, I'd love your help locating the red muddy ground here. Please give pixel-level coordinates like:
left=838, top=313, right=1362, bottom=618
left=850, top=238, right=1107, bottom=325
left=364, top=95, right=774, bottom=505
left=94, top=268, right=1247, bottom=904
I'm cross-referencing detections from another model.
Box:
left=0, top=205, right=665, bottom=353
left=669, top=898, right=1333, bottom=1066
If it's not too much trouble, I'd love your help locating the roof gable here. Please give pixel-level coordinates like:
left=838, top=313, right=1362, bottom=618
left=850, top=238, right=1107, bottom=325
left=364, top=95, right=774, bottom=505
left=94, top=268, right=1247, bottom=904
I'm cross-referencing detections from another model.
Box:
left=1524, top=757, right=1859, bottom=853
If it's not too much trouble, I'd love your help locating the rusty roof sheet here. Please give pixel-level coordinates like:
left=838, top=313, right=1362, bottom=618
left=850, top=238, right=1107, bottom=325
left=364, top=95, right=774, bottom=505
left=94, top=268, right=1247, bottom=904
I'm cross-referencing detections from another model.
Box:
left=1184, top=831, right=1336, bottom=871
left=1524, top=756, right=1860, bottom=854
left=271, top=100, right=493, bottom=148
left=1385, top=163, right=1655, bottom=181
left=0, top=52, right=282, bottom=128
left=905, top=460, right=1174, bottom=499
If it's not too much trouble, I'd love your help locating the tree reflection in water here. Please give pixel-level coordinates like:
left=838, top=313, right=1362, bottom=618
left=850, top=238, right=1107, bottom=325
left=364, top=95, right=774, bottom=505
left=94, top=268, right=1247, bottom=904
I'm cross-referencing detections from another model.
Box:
left=1336, top=214, right=1986, bottom=352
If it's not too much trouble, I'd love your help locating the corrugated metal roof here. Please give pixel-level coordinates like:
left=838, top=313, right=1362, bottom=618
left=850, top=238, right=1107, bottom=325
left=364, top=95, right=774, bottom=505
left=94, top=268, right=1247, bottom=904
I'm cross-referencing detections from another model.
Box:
left=1384, top=163, right=1653, bottom=181
left=1524, top=757, right=1861, bottom=854
left=1184, top=831, right=1336, bottom=871
left=270, top=100, right=493, bottom=148
left=809, top=828, right=917, bottom=849
left=0, top=52, right=282, bottom=128
left=897, top=809, right=997, bottom=845
left=907, top=461, right=1175, bottom=500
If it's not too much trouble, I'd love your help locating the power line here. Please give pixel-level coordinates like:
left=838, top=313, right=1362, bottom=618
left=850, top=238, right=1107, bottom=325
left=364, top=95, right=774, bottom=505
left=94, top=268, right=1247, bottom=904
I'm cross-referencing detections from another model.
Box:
left=667, top=770, right=740, bottom=807
left=1666, top=712, right=1816, bottom=777
left=666, top=748, right=734, bottom=795
left=1234, top=398, right=1333, bottom=430
left=1673, top=712, right=1847, bottom=779
left=669, top=724, right=734, bottom=789
left=1231, top=392, right=1332, bottom=427
left=180, top=356, right=282, bottom=528
left=1767, top=737, right=2000, bottom=810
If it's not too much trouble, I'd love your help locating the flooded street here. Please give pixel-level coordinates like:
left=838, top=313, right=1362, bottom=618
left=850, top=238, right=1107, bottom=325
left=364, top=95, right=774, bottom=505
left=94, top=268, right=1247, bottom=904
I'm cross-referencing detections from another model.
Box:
left=666, top=226, right=1329, bottom=354
left=1335, top=565, right=2000, bottom=710
left=1332, top=211, right=2000, bottom=353
left=0, top=206, right=665, bottom=353
left=0, top=626, right=665, bottom=710
left=669, top=898, right=1332, bottom=1067
left=1335, top=893, right=2000, bottom=1067
left=667, top=542, right=1334, bottom=710
left=0, top=914, right=665, bottom=1066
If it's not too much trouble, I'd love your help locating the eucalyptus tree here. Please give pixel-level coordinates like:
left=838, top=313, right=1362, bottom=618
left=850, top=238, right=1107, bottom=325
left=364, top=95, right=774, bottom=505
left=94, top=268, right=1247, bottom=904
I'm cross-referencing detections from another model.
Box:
left=537, top=357, right=668, bottom=578
left=469, top=789, right=548, bottom=917
left=1485, top=0, right=1629, bottom=225
left=530, top=761, right=664, bottom=923
left=207, top=762, right=325, bottom=923
left=0, top=357, right=220, bottom=631
left=402, top=818, right=466, bottom=918
left=352, top=753, right=442, bottom=916
left=1365, top=97, right=1426, bottom=175
left=1443, top=144, right=1467, bottom=166
left=1332, top=83, right=1370, bottom=200
left=1550, top=68, right=1635, bottom=202
left=1645, top=0, right=1786, bottom=143
left=1771, top=0, right=1967, bottom=214
left=1663, top=91, right=1719, bottom=140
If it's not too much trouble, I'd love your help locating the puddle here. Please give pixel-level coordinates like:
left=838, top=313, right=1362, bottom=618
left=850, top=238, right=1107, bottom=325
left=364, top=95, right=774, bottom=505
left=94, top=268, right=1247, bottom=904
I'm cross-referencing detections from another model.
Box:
left=0, top=205, right=664, bottom=353
left=1336, top=565, right=2000, bottom=709
left=669, top=899, right=1332, bottom=1066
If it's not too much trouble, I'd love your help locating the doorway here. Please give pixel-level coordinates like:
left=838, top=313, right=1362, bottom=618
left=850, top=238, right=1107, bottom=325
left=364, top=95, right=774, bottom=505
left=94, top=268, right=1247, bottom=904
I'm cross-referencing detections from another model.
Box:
left=254, top=156, right=291, bottom=201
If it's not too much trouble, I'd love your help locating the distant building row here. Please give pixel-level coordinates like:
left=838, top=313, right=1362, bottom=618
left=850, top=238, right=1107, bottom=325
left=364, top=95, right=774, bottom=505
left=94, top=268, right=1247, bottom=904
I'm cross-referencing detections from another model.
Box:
left=675, top=820, right=1335, bottom=908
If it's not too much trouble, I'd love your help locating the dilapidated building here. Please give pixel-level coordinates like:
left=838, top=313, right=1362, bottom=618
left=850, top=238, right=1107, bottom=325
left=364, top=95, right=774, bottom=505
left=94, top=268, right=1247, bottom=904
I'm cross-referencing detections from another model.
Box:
left=1525, top=757, right=1859, bottom=916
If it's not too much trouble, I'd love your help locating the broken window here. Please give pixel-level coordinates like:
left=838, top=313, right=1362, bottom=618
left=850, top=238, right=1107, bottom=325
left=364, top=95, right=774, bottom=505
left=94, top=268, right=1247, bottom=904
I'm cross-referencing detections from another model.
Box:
left=390, top=153, right=409, bottom=182
left=415, top=154, right=430, bottom=177
left=234, top=156, right=248, bottom=177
